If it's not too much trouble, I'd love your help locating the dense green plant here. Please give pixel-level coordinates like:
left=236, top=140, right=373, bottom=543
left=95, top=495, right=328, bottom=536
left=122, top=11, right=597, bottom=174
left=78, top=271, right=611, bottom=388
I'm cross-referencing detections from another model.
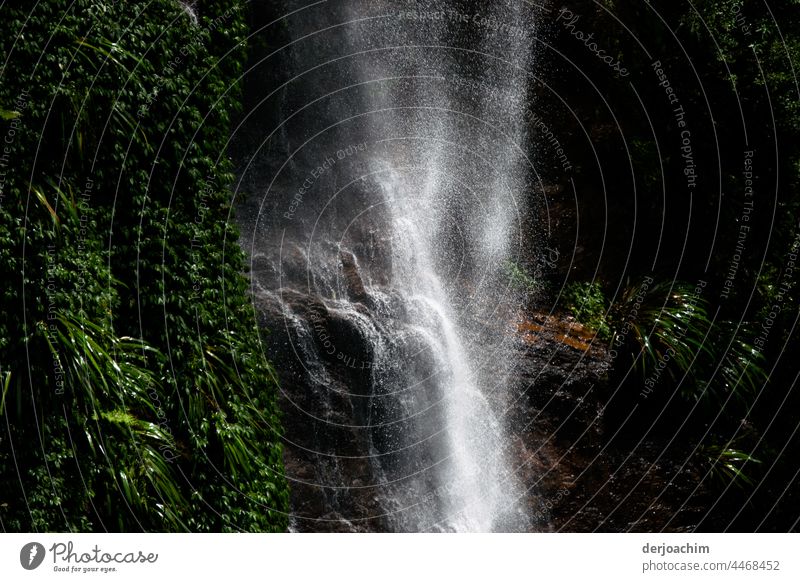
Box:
left=562, top=281, right=612, bottom=339
left=504, top=259, right=543, bottom=296
left=600, top=278, right=768, bottom=493
left=702, top=442, right=762, bottom=490
left=43, top=312, right=186, bottom=530
left=610, top=279, right=766, bottom=406
left=612, top=280, right=711, bottom=385
left=0, top=0, right=288, bottom=532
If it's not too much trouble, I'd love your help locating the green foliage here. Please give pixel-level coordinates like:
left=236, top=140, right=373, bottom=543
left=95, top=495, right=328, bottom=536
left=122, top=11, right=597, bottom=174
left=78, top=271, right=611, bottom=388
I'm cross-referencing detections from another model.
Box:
left=0, top=370, right=10, bottom=416
left=43, top=312, right=186, bottom=530
left=504, top=259, right=543, bottom=296
left=562, top=281, right=611, bottom=340
left=703, top=442, right=762, bottom=490
left=613, top=280, right=713, bottom=386
left=552, top=0, right=798, bottom=507
left=708, top=322, right=767, bottom=405
left=610, top=279, right=767, bottom=406
left=0, top=0, right=288, bottom=532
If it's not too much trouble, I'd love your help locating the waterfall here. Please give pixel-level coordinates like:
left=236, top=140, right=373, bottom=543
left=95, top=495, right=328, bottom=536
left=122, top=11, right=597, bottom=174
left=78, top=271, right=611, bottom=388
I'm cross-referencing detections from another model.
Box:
left=236, top=0, right=538, bottom=532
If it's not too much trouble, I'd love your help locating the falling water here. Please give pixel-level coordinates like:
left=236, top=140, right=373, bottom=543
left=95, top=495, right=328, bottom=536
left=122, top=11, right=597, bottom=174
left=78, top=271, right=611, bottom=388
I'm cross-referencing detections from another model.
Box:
left=235, top=0, right=539, bottom=532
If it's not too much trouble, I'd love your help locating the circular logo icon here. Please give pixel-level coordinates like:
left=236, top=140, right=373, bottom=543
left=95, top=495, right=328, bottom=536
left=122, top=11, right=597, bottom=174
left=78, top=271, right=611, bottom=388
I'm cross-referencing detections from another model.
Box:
left=20, top=542, right=46, bottom=570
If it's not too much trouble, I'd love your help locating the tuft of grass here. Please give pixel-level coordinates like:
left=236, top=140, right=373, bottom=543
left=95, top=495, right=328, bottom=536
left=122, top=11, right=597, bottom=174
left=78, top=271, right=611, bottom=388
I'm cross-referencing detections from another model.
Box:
left=0, top=369, right=10, bottom=415
left=614, top=280, right=714, bottom=383
left=562, top=281, right=611, bottom=340
left=703, top=442, right=762, bottom=489
left=41, top=312, right=187, bottom=529
left=609, top=279, right=767, bottom=405
left=504, top=259, right=543, bottom=296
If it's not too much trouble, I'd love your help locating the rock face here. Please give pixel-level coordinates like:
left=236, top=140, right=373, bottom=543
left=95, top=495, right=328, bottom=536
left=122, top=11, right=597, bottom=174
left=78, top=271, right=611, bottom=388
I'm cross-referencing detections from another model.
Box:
left=255, top=285, right=386, bottom=532
left=503, top=313, right=709, bottom=531
left=338, top=251, right=368, bottom=304
left=254, top=257, right=710, bottom=531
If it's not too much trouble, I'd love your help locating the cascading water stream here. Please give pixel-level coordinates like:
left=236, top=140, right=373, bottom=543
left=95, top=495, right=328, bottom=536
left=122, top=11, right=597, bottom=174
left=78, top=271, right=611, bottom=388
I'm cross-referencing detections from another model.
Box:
left=236, top=0, right=539, bottom=532
left=376, top=170, right=511, bottom=531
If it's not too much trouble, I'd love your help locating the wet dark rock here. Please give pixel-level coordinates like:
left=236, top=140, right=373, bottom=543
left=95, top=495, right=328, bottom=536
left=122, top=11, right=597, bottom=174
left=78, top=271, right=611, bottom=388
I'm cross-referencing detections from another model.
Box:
left=257, top=290, right=711, bottom=531
left=339, top=250, right=368, bottom=303
left=504, top=313, right=710, bottom=532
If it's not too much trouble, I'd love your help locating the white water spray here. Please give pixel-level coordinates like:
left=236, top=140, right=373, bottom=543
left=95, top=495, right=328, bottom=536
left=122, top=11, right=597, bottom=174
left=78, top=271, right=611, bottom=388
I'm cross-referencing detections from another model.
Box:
left=240, top=0, right=538, bottom=532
